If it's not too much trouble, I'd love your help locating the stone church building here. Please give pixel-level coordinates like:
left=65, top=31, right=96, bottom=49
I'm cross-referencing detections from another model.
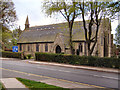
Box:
left=17, top=16, right=114, bottom=57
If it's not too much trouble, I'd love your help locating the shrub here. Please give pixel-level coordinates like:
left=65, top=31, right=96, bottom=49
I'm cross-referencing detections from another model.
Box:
left=25, top=54, right=32, bottom=59
left=2, top=51, right=21, bottom=59
left=35, top=52, right=120, bottom=69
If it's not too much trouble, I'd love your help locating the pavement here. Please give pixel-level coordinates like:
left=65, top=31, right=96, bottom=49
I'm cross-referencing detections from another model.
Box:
left=0, top=58, right=119, bottom=89
left=24, top=59, right=119, bottom=74
left=0, top=78, right=29, bottom=90
left=0, top=77, right=97, bottom=89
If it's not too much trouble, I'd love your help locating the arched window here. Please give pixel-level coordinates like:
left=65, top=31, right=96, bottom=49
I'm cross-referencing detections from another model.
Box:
left=79, top=43, right=82, bottom=52
left=19, top=44, right=22, bottom=51
left=56, top=45, right=61, bottom=53
left=76, top=49, right=79, bottom=55
left=45, top=43, right=48, bottom=52
left=36, top=44, right=39, bottom=52
left=80, top=44, right=83, bottom=52
left=23, top=45, right=26, bottom=51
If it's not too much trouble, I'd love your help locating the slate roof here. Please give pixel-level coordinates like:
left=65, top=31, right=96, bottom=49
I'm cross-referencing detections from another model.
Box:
left=18, top=21, right=93, bottom=44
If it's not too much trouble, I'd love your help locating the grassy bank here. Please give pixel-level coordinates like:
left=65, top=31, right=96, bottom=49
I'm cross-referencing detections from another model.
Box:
left=0, top=82, right=5, bottom=90
left=16, top=78, right=69, bottom=90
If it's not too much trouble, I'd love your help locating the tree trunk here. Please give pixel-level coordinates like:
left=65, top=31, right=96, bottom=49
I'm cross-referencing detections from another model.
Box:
left=87, top=40, right=92, bottom=56
left=2, top=42, right=5, bottom=50
left=69, top=23, right=74, bottom=55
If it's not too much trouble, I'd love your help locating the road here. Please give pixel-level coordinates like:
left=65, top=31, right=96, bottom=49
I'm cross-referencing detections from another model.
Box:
left=0, top=58, right=119, bottom=89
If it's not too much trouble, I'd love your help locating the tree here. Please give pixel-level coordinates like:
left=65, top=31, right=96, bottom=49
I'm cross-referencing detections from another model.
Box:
left=0, top=0, right=17, bottom=28
left=43, top=0, right=119, bottom=56
left=11, top=26, right=22, bottom=46
left=0, top=0, right=17, bottom=50
left=1, top=25, right=13, bottom=49
left=77, top=1, right=119, bottom=56
left=115, top=24, right=120, bottom=48
left=43, top=0, right=78, bottom=54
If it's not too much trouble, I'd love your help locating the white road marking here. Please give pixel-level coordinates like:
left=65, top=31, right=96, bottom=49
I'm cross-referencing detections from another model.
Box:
left=1, top=60, right=119, bottom=80
left=93, top=75, right=99, bottom=77
left=58, top=70, right=70, bottom=72
left=0, top=67, right=105, bottom=88
left=3, top=62, right=26, bottom=67
left=93, top=74, right=119, bottom=80
left=37, top=67, right=71, bottom=72
left=37, top=66, right=118, bottom=80
left=101, top=76, right=118, bottom=80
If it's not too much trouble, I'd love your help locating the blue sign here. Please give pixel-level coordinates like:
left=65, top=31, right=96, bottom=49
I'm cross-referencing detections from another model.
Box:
left=12, top=46, right=18, bottom=52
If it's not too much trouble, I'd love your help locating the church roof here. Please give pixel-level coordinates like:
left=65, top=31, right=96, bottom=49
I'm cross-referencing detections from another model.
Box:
left=18, top=21, right=96, bottom=44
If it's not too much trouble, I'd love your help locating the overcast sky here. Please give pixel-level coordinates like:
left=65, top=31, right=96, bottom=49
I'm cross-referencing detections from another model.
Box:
left=12, top=0, right=119, bottom=35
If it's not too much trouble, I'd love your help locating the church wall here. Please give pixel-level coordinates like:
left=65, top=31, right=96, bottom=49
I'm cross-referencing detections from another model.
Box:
left=110, top=34, right=114, bottom=56
left=91, top=42, right=97, bottom=56
left=38, top=44, right=40, bottom=52
left=96, top=18, right=113, bottom=57
left=43, top=44, right=45, bottom=52
left=74, top=43, right=79, bottom=55
left=79, top=43, right=83, bottom=56
left=31, top=44, right=33, bottom=51
left=23, top=44, right=25, bottom=51
left=48, top=43, right=51, bottom=52
left=65, top=49, right=71, bottom=54
left=18, top=44, right=34, bottom=56
left=39, top=44, right=42, bottom=52
left=18, top=44, right=23, bottom=52
left=25, top=44, right=27, bottom=51
left=97, top=24, right=104, bottom=57
left=82, top=42, right=86, bottom=56
left=108, top=26, right=112, bottom=57
left=40, top=44, right=44, bottom=52
left=73, top=42, right=86, bottom=56
left=48, top=43, right=53, bottom=53
left=79, top=18, right=113, bottom=57
left=53, top=33, right=65, bottom=53
left=34, top=43, right=54, bottom=53
left=33, top=44, right=36, bottom=52
left=18, top=43, right=54, bottom=56
left=105, top=19, right=112, bottom=57
left=98, top=34, right=104, bottom=57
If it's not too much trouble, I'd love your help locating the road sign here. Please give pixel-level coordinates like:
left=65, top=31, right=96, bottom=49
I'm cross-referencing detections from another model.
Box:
left=12, top=46, right=18, bottom=52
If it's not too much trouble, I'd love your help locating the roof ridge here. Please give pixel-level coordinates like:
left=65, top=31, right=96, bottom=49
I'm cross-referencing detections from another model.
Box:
left=30, top=21, right=82, bottom=28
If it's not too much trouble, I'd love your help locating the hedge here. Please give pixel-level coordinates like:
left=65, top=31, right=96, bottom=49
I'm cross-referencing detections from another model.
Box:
left=35, top=52, right=120, bottom=69
left=2, top=51, right=21, bottom=59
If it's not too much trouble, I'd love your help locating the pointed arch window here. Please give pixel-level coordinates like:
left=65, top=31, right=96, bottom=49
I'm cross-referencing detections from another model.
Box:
left=23, top=44, right=26, bottom=51
left=56, top=45, right=61, bottom=53
left=36, top=44, right=39, bottom=52
left=19, top=44, right=22, bottom=51
left=45, top=43, right=48, bottom=52
left=79, top=43, right=83, bottom=52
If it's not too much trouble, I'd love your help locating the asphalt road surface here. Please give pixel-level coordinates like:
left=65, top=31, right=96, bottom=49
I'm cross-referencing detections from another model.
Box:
left=0, top=58, right=119, bottom=89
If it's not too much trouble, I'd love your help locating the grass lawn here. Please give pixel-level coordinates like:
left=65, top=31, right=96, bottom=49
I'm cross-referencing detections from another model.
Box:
left=0, top=82, right=5, bottom=90
left=16, top=78, right=69, bottom=90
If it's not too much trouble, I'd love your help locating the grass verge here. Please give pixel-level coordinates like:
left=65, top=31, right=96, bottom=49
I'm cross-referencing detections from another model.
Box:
left=16, top=78, right=69, bottom=90
left=0, top=82, right=5, bottom=90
